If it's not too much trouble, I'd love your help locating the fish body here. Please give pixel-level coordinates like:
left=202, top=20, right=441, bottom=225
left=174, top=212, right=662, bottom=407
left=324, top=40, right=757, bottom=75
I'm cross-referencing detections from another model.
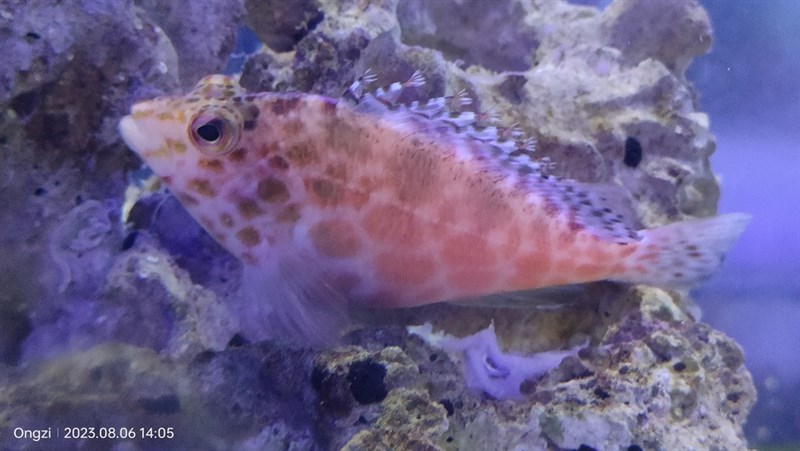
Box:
left=119, top=74, right=749, bottom=337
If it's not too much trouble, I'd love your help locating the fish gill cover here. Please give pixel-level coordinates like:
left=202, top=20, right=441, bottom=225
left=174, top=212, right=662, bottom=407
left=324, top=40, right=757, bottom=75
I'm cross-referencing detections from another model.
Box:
left=0, top=0, right=758, bottom=450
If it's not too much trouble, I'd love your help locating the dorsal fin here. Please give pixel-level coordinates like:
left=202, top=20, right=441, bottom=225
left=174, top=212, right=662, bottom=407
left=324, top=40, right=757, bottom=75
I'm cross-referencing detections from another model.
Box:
left=526, top=176, right=641, bottom=243
left=343, top=68, right=378, bottom=102
left=346, top=71, right=539, bottom=153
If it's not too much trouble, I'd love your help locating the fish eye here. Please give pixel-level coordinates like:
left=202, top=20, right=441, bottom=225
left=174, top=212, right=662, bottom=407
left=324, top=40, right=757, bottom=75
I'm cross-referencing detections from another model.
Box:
left=189, top=107, right=241, bottom=154
left=196, top=119, right=223, bottom=142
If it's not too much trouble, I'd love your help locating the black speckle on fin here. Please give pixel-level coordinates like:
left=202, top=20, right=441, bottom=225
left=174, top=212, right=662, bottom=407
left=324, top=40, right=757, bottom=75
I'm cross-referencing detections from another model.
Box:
left=524, top=176, right=641, bottom=244
left=624, top=137, right=643, bottom=168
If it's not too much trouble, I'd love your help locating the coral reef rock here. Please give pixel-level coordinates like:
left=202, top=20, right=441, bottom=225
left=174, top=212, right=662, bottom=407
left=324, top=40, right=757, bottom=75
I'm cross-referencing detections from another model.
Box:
left=1, top=290, right=754, bottom=449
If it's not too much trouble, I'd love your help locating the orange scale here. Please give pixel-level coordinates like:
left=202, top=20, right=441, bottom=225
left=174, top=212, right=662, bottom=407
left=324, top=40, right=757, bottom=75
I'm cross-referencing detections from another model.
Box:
left=617, top=244, right=636, bottom=258
left=508, top=252, right=553, bottom=290
left=362, top=204, right=425, bottom=247
left=308, top=219, right=362, bottom=258
left=441, top=233, right=495, bottom=268
left=447, top=268, right=497, bottom=295
left=583, top=244, right=612, bottom=263
left=572, top=262, right=605, bottom=281
left=374, top=251, right=437, bottom=287
left=501, top=225, right=523, bottom=255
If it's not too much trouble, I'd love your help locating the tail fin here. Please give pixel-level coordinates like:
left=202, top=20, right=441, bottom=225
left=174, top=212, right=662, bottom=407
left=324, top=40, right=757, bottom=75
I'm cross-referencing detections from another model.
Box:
left=616, top=213, right=751, bottom=288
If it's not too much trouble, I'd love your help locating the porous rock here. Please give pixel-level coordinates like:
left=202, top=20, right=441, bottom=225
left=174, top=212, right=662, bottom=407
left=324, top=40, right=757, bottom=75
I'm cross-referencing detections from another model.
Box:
left=0, top=0, right=180, bottom=363
left=0, top=293, right=754, bottom=449
left=136, top=0, right=245, bottom=88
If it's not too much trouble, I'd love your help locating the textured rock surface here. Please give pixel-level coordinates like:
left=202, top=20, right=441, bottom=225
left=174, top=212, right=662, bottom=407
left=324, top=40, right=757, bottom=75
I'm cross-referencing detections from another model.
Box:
left=1, top=290, right=754, bottom=450
left=0, top=0, right=243, bottom=364
left=0, top=0, right=178, bottom=367
left=136, top=0, right=245, bottom=88
left=0, top=0, right=756, bottom=450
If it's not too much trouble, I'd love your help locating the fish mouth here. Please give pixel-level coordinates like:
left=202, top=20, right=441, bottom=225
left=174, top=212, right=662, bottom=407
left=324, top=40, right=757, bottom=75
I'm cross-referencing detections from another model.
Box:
left=119, top=115, right=162, bottom=157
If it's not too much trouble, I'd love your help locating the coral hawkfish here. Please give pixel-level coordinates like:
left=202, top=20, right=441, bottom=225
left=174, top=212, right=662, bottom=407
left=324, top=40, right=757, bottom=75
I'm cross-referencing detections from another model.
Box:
left=119, top=72, right=749, bottom=341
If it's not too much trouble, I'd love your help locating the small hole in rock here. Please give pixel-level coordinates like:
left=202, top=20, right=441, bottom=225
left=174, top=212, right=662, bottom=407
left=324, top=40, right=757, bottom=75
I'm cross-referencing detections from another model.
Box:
left=623, top=137, right=643, bottom=168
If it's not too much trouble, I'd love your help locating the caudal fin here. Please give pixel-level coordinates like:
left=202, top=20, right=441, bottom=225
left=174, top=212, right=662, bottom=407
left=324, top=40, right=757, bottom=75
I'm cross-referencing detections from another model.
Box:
left=616, top=213, right=751, bottom=288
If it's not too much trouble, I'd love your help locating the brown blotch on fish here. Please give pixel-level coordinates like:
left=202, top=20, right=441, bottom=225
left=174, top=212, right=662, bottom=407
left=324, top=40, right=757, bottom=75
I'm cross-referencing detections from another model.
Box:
left=229, top=148, right=247, bottom=162
left=325, top=162, right=348, bottom=181
left=258, top=143, right=277, bottom=158
left=188, top=178, right=216, bottom=197
left=257, top=177, right=290, bottom=203
left=177, top=192, right=199, bottom=206
left=199, top=158, right=224, bottom=172
left=308, top=219, right=361, bottom=258
left=328, top=121, right=372, bottom=161
left=242, top=105, right=260, bottom=130
left=309, top=178, right=343, bottom=205
left=270, top=96, right=301, bottom=115
left=276, top=203, right=301, bottom=223
left=269, top=155, right=290, bottom=170
left=286, top=144, right=316, bottom=166
left=237, top=199, right=264, bottom=219
left=344, top=189, right=370, bottom=209
left=169, top=140, right=187, bottom=154
left=321, top=98, right=337, bottom=114
left=246, top=105, right=261, bottom=119
left=236, top=227, right=261, bottom=247
left=219, top=212, right=234, bottom=228
left=241, top=251, right=258, bottom=265
left=283, top=118, right=305, bottom=135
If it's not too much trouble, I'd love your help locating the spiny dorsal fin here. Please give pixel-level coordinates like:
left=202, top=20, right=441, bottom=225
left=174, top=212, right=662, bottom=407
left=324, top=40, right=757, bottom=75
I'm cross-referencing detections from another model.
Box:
left=343, top=68, right=378, bottom=102
left=348, top=71, right=539, bottom=155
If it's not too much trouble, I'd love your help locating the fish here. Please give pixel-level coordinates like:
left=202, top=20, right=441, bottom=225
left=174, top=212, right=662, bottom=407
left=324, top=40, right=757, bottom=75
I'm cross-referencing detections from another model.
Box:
left=118, top=72, right=750, bottom=342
